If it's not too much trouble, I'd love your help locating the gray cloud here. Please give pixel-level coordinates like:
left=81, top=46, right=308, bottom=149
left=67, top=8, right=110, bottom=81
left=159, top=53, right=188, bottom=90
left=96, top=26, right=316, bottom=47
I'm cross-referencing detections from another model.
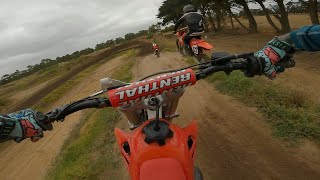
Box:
left=0, top=0, right=163, bottom=76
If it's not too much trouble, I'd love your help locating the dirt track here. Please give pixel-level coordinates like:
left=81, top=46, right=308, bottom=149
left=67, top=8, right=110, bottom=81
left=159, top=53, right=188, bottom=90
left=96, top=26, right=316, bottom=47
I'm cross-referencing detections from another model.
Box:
left=128, top=52, right=320, bottom=179
left=1, top=50, right=320, bottom=179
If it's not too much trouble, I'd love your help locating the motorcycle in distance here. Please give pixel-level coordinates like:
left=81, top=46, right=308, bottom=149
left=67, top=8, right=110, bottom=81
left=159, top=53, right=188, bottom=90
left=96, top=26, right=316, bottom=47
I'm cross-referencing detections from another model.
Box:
left=175, top=27, right=214, bottom=63
left=152, top=43, right=160, bottom=58
left=155, top=48, right=160, bottom=58
left=41, top=52, right=295, bottom=180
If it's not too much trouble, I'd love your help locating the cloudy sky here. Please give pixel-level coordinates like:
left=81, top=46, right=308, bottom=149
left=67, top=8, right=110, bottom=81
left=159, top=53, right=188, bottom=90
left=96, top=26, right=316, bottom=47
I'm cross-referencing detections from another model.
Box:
left=0, top=0, right=164, bottom=76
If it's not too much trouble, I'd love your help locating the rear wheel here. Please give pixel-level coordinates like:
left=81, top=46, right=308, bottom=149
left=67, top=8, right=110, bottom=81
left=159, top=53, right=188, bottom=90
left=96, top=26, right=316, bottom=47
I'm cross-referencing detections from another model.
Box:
left=176, top=39, right=180, bottom=51
left=181, top=46, right=187, bottom=56
left=176, top=39, right=187, bottom=56
left=196, top=48, right=209, bottom=63
left=156, top=51, right=160, bottom=58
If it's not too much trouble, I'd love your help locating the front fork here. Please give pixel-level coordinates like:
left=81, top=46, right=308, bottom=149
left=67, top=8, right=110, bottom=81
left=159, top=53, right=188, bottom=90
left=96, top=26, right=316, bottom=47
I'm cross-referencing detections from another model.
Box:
left=164, top=87, right=185, bottom=121
left=117, top=87, right=186, bottom=129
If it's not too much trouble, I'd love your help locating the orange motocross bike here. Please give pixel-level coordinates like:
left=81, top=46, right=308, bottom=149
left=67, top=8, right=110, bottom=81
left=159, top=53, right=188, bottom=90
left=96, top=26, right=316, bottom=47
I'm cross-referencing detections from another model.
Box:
left=41, top=53, right=295, bottom=180
left=175, top=27, right=213, bottom=63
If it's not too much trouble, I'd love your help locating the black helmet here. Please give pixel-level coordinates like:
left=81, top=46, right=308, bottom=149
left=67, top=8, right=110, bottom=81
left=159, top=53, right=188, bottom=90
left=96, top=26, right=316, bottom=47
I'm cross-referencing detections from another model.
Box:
left=183, top=4, right=196, bottom=14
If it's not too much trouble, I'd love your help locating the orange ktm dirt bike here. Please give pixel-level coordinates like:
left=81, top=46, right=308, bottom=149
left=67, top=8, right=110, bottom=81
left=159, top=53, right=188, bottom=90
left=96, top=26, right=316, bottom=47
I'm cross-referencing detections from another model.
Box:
left=175, top=27, right=213, bottom=63
left=40, top=53, right=295, bottom=180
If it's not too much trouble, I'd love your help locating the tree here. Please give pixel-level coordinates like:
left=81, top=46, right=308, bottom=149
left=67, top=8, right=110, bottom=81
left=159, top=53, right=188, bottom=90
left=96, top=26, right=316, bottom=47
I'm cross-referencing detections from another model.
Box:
left=161, top=25, right=175, bottom=32
left=210, top=0, right=227, bottom=31
left=95, top=43, right=106, bottom=50
left=287, top=1, right=306, bottom=13
left=80, top=48, right=94, bottom=55
left=157, top=0, right=192, bottom=25
left=228, top=8, right=250, bottom=31
left=1, top=74, right=11, bottom=84
left=135, top=30, right=148, bottom=37
left=253, top=0, right=281, bottom=32
left=27, top=65, right=34, bottom=72
left=71, top=51, right=80, bottom=58
left=148, top=24, right=160, bottom=33
left=275, top=0, right=291, bottom=33
left=234, top=0, right=258, bottom=32
left=300, top=0, right=320, bottom=24
left=115, top=37, right=124, bottom=44
left=308, top=0, right=319, bottom=24
left=124, top=33, right=136, bottom=40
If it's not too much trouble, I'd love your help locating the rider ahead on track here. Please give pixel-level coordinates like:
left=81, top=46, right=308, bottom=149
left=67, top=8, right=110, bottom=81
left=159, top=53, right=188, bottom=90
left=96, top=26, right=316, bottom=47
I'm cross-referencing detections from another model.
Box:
left=174, top=4, right=204, bottom=53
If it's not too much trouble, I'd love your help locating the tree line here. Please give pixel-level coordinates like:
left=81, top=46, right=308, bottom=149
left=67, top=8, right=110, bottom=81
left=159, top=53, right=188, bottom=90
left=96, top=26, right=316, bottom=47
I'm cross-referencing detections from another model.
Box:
left=157, top=0, right=319, bottom=33
left=0, top=48, right=95, bottom=85
left=0, top=24, right=160, bottom=85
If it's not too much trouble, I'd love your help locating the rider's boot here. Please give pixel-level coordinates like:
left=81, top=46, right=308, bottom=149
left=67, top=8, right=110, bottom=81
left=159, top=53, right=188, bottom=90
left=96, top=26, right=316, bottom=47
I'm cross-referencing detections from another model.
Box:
left=184, top=44, right=192, bottom=55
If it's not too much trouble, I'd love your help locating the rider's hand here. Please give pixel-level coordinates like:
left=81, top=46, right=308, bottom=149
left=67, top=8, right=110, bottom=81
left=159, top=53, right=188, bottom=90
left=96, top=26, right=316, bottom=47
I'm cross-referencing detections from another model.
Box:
left=255, top=37, right=295, bottom=79
left=1, top=109, right=53, bottom=142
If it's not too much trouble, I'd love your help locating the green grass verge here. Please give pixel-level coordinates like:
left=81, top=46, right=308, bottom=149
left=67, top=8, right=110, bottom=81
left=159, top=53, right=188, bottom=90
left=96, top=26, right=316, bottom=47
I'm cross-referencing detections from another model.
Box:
left=49, top=51, right=136, bottom=180
left=50, top=108, right=121, bottom=180
left=157, top=37, right=177, bottom=52
left=207, top=71, right=320, bottom=143
left=117, top=50, right=136, bottom=82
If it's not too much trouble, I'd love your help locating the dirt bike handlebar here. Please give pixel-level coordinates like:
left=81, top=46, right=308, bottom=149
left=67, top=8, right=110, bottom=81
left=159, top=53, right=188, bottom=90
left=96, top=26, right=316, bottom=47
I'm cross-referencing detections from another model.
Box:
left=41, top=53, right=295, bottom=123
left=196, top=53, right=295, bottom=79
left=44, top=97, right=111, bottom=123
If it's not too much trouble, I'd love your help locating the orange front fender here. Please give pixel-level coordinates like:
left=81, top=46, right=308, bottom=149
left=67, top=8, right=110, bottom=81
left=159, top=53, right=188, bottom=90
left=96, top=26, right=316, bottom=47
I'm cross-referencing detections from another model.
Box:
left=114, top=119, right=199, bottom=180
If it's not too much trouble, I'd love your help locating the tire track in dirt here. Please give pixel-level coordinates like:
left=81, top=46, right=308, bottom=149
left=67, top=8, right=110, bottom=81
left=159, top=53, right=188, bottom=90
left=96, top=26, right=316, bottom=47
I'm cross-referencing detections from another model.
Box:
left=0, top=56, right=128, bottom=180
left=127, top=52, right=320, bottom=179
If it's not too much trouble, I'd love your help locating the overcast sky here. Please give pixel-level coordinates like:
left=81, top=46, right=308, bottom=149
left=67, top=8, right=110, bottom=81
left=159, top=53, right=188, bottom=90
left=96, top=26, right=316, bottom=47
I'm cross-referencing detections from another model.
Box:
left=0, top=0, right=164, bottom=76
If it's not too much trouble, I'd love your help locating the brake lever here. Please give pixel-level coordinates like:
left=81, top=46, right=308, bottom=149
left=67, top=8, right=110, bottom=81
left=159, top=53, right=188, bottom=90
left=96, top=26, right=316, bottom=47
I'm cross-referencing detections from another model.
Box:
left=278, top=59, right=296, bottom=68
left=45, top=104, right=69, bottom=123
left=44, top=97, right=111, bottom=123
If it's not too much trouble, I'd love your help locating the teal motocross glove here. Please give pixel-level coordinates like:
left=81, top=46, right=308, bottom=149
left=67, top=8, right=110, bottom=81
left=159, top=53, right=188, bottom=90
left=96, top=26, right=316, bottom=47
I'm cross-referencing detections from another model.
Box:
left=255, top=37, right=295, bottom=79
left=0, top=109, right=52, bottom=142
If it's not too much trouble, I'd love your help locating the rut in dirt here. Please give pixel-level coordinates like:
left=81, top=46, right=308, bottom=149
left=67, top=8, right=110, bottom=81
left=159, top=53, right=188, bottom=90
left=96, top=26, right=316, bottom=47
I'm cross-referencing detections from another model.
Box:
left=130, top=52, right=320, bottom=179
